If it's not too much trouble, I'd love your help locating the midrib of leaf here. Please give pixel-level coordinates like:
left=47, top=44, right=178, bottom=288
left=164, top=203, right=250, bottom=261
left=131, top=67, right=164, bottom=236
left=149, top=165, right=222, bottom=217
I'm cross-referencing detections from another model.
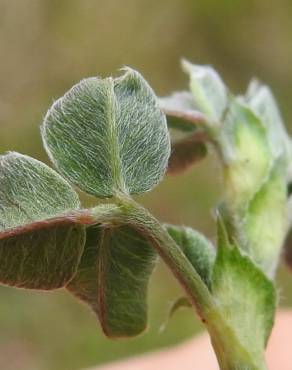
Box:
left=106, top=78, right=126, bottom=195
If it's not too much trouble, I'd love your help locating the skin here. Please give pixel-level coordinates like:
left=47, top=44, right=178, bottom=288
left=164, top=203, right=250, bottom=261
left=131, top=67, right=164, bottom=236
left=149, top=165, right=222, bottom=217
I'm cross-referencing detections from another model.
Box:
left=92, top=310, right=292, bottom=370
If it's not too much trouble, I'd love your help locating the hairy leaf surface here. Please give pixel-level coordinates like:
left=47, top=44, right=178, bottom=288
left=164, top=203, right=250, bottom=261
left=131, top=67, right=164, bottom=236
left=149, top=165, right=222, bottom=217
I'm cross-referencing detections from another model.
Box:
left=42, top=68, right=170, bottom=198
left=220, top=100, right=271, bottom=212
left=244, top=158, right=287, bottom=276
left=166, top=224, right=215, bottom=288
left=182, top=60, right=227, bottom=122
left=0, top=221, right=85, bottom=289
left=246, top=80, right=291, bottom=161
left=67, top=225, right=157, bottom=337
left=212, top=222, right=276, bottom=354
left=0, top=152, right=80, bottom=228
left=0, top=152, right=85, bottom=289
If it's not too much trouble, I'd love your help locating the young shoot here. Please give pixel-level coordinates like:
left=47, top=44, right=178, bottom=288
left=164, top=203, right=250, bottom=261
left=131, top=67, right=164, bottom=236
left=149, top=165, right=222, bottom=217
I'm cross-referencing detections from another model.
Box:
left=0, top=62, right=291, bottom=370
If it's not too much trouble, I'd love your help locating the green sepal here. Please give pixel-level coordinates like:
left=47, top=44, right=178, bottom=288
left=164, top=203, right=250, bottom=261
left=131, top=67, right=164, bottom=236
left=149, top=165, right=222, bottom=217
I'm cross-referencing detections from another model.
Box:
left=42, top=68, right=170, bottom=198
left=67, top=224, right=157, bottom=338
left=0, top=152, right=86, bottom=289
left=166, top=224, right=215, bottom=288
left=211, top=220, right=277, bottom=354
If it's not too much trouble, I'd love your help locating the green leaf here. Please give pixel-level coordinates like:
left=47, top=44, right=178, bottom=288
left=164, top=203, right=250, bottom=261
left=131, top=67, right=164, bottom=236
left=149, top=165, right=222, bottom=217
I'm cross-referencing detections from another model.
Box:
left=0, top=152, right=85, bottom=289
left=67, top=224, right=157, bottom=338
left=182, top=60, right=227, bottom=123
left=166, top=224, right=215, bottom=288
left=0, top=220, right=85, bottom=289
left=244, top=158, right=287, bottom=277
left=218, top=99, right=288, bottom=276
left=0, top=152, right=81, bottom=228
left=42, top=68, right=170, bottom=198
left=245, top=80, right=292, bottom=162
left=167, top=133, right=207, bottom=175
left=220, top=99, right=272, bottom=212
left=212, top=222, right=276, bottom=354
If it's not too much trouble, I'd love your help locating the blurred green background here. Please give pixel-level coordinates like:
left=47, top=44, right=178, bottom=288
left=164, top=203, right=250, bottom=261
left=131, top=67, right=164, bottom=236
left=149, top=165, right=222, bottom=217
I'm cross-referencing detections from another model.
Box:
left=1, top=1, right=292, bottom=369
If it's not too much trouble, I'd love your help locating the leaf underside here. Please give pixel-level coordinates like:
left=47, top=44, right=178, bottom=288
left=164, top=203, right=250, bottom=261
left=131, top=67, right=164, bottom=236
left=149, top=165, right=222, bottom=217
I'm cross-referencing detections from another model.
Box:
left=67, top=224, right=157, bottom=338
left=0, top=221, right=85, bottom=289
left=42, top=68, right=170, bottom=198
left=0, top=152, right=85, bottom=289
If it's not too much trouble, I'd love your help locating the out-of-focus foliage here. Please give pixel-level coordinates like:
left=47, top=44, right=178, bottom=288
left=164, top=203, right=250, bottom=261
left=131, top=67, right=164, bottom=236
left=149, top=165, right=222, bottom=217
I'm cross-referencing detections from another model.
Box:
left=1, top=1, right=292, bottom=369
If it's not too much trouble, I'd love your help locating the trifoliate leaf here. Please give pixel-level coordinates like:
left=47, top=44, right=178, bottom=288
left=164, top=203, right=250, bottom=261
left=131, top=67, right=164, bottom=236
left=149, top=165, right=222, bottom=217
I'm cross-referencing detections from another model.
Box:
left=42, top=68, right=170, bottom=198
left=159, top=91, right=207, bottom=132
left=0, top=152, right=86, bottom=289
left=182, top=60, right=227, bottom=123
left=212, top=221, right=276, bottom=354
left=220, top=99, right=271, bottom=212
left=166, top=224, right=215, bottom=288
left=167, top=134, right=207, bottom=175
left=67, top=224, right=157, bottom=338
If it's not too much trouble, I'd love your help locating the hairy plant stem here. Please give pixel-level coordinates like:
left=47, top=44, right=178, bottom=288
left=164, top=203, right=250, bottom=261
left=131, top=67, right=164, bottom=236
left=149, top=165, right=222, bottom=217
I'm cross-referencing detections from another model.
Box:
left=91, top=199, right=268, bottom=370
left=119, top=196, right=215, bottom=316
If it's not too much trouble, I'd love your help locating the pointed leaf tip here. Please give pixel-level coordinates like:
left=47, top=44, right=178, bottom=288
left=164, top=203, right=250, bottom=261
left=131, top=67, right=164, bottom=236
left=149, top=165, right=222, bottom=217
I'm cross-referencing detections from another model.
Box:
left=181, top=60, right=227, bottom=122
